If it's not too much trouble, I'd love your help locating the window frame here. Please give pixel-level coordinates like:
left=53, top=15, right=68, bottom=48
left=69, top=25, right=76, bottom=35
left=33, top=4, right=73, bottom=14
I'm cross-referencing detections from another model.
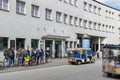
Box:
left=56, top=11, right=62, bottom=23
left=16, top=0, right=26, bottom=15
left=64, top=14, right=68, bottom=24
left=69, top=15, right=73, bottom=26
left=45, top=8, right=52, bottom=21
left=0, top=0, right=9, bottom=11
left=31, top=5, right=40, bottom=18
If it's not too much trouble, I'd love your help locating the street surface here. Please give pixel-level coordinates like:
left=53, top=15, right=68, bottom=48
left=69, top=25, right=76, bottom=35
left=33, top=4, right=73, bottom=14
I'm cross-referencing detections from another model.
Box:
left=0, top=60, right=120, bottom=80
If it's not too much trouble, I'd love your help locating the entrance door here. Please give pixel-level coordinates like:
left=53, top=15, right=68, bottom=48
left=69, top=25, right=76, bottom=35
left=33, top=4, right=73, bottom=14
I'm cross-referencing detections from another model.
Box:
left=55, top=41, right=61, bottom=58
left=45, top=40, right=52, bottom=58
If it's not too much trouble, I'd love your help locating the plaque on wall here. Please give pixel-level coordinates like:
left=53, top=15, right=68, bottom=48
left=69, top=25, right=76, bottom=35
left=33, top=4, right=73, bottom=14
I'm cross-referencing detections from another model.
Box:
left=10, top=40, right=15, bottom=48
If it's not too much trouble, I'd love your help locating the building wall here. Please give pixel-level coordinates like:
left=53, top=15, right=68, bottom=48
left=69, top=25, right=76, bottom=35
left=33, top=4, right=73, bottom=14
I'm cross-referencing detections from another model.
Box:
left=0, top=0, right=120, bottom=60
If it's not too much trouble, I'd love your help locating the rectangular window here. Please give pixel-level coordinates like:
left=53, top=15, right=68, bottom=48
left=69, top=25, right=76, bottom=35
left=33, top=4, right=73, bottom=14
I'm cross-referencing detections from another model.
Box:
left=88, top=21, right=92, bottom=29
left=31, top=5, right=39, bottom=18
left=93, top=6, right=97, bottom=14
left=109, top=11, right=111, bottom=18
left=104, top=24, right=106, bottom=32
left=119, top=28, right=120, bottom=34
left=118, top=14, right=120, bottom=21
left=74, top=0, right=78, bottom=7
left=16, top=0, right=25, bottom=14
left=98, top=7, right=101, bottom=15
left=84, top=2, right=87, bottom=11
left=106, top=25, right=108, bottom=32
left=98, top=23, right=101, bottom=31
left=109, top=26, right=111, bottom=33
left=64, top=14, right=68, bottom=24
left=0, top=37, right=8, bottom=51
left=106, top=10, right=108, bottom=18
left=69, top=15, right=73, bottom=25
left=102, top=24, right=105, bottom=32
left=112, top=12, right=114, bottom=19
left=83, top=20, right=87, bottom=28
left=112, top=26, right=114, bottom=33
left=0, top=0, right=9, bottom=11
left=93, top=22, right=97, bottom=30
left=16, top=38, right=25, bottom=50
left=88, top=4, right=92, bottom=12
left=56, top=11, right=62, bottom=22
left=31, top=39, right=38, bottom=49
left=79, top=18, right=82, bottom=27
left=69, top=0, right=73, bottom=5
left=74, top=17, right=78, bottom=26
left=46, top=8, right=52, bottom=20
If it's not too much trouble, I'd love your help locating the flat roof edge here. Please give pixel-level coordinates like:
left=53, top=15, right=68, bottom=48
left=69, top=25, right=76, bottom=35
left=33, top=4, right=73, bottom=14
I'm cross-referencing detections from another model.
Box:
left=93, top=0, right=120, bottom=11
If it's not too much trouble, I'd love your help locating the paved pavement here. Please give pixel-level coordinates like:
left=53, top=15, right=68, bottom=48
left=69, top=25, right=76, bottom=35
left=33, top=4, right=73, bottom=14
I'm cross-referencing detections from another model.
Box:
left=0, top=58, right=101, bottom=73
left=0, top=58, right=69, bottom=73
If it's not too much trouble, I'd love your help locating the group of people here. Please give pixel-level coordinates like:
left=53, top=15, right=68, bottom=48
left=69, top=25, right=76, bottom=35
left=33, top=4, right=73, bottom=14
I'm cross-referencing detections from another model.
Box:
left=3, top=47, right=50, bottom=67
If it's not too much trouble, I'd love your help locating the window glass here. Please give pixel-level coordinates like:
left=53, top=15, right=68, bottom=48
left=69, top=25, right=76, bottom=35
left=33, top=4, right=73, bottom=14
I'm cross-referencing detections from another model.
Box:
left=31, top=39, right=38, bottom=49
left=16, top=38, right=25, bottom=50
left=0, top=37, right=8, bottom=51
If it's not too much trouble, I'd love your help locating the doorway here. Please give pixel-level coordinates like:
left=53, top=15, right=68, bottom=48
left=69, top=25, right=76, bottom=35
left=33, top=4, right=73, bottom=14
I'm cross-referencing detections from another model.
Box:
left=45, top=40, right=52, bottom=58
left=55, top=41, right=62, bottom=58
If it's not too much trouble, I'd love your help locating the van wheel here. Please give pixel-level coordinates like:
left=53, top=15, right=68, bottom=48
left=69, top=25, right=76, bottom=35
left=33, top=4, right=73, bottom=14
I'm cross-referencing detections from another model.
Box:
left=77, top=61, right=81, bottom=65
left=106, top=73, right=112, bottom=77
left=103, top=72, right=112, bottom=77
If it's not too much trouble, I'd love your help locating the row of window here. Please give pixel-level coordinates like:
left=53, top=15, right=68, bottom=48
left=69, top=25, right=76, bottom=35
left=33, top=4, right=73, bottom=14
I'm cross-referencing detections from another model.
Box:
left=0, top=38, right=41, bottom=51
left=83, top=1, right=120, bottom=21
left=0, top=38, right=39, bottom=51
left=84, top=1, right=101, bottom=16
left=81, top=20, right=115, bottom=33
left=0, top=0, right=117, bottom=34
left=59, top=0, right=78, bottom=7
left=106, top=10, right=115, bottom=19
left=46, top=9, right=115, bottom=33
left=0, top=0, right=40, bottom=18
left=0, top=37, right=77, bottom=51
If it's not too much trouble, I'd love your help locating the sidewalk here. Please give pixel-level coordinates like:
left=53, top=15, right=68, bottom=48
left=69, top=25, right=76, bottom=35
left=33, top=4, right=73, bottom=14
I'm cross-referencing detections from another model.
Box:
left=0, top=58, right=101, bottom=73
left=0, top=58, right=69, bottom=73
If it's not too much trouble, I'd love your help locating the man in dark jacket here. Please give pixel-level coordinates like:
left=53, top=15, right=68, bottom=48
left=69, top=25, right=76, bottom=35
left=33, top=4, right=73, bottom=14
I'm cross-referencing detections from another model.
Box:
left=36, top=48, right=41, bottom=65
left=9, top=47, right=15, bottom=64
left=40, top=48, right=44, bottom=64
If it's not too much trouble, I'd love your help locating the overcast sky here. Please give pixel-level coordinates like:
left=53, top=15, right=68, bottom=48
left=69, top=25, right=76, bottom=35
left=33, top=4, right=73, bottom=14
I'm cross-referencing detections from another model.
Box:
left=97, top=0, right=120, bottom=10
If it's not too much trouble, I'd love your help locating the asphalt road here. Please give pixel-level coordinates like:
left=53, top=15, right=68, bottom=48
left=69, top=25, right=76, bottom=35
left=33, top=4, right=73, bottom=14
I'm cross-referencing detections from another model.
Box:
left=0, top=60, right=120, bottom=80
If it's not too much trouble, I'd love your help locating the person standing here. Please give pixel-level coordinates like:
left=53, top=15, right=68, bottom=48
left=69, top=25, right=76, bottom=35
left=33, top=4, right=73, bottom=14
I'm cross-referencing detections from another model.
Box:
left=3, top=48, right=11, bottom=67
left=45, top=51, right=50, bottom=63
left=40, top=48, right=44, bottom=64
left=27, top=48, right=30, bottom=65
left=9, top=47, right=15, bottom=65
left=16, top=48, right=22, bottom=66
left=22, top=49, right=30, bottom=67
left=36, top=48, right=40, bottom=65
left=30, top=48, right=36, bottom=65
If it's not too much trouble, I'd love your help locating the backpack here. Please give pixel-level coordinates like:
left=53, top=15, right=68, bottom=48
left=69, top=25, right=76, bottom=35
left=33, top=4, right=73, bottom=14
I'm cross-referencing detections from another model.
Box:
left=23, top=51, right=29, bottom=57
left=9, top=50, right=13, bottom=57
left=4, top=50, right=9, bottom=59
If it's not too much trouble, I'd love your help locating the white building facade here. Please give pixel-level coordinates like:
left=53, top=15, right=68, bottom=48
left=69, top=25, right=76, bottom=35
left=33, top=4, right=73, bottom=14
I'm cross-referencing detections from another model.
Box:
left=0, top=0, right=120, bottom=59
